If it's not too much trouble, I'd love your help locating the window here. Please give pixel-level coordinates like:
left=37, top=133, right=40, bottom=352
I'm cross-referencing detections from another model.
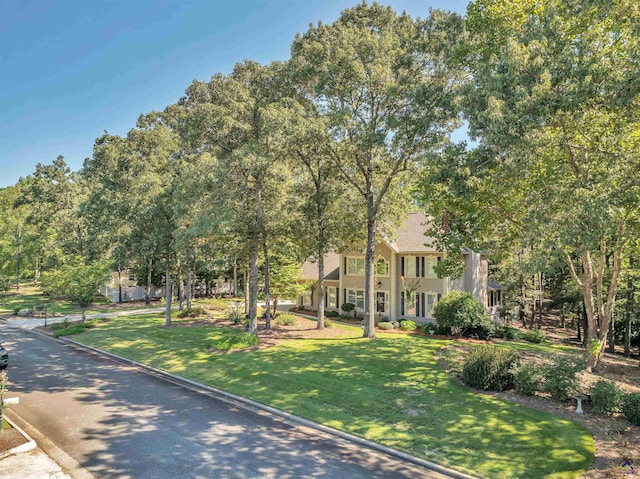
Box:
left=488, top=290, right=501, bottom=307
left=346, top=257, right=365, bottom=276
left=404, top=255, right=416, bottom=278
left=347, top=289, right=365, bottom=310
left=128, top=273, right=136, bottom=282
left=327, top=287, right=337, bottom=308
left=375, top=257, right=389, bottom=276
left=426, top=293, right=439, bottom=317
left=425, top=257, right=438, bottom=278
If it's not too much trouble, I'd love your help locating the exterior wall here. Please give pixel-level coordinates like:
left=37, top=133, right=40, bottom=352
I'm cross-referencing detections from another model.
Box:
left=107, top=270, right=138, bottom=289
left=394, top=253, right=446, bottom=323
left=463, top=252, right=487, bottom=306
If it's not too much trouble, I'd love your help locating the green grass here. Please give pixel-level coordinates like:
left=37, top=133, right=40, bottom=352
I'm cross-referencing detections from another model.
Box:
left=74, top=314, right=594, bottom=479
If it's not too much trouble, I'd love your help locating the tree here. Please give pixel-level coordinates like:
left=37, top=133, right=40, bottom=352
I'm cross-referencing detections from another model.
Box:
left=291, top=4, right=464, bottom=337
left=42, top=260, right=110, bottom=322
left=460, top=0, right=640, bottom=369
left=267, top=253, right=305, bottom=318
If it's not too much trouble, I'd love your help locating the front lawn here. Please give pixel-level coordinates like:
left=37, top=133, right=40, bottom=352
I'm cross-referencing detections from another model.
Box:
left=74, top=314, right=594, bottom=479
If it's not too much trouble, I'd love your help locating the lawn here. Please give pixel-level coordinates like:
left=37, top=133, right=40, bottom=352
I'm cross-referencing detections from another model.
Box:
left=74, top=314, right=594, bottom=479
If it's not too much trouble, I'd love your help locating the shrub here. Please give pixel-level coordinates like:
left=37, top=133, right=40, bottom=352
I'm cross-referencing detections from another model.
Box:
left=520, top=328, right=546, bottom=344
left=52, top=320, right=97, bottom=338
left=400, top=320, right=417, bottom=331
left=434, top=291, right=495, bottom=339
left=391, top=321, right=400, bottom=329
left=494, top=326, right=519, bottom=340
left=589, top=379, right=623, bottom=416
left=229, top=308, right=243, bottom=325
left=340, top=302, right=356, bottom=317
left=325, top=310, right=339, bottom=318
left=177, top=307, right=207, bottom=318
left=324, top=319, right=333, bottom=328
left=378, top=321, right=394, bottom=330
left=339, top=314, right=352, bottom=320
left=461, top=345, right=519, bottom=391
left=274, top=313, right=296, bottom=326
left=622, top=393, right=640, bottom=426
left=513, top=362, right=540, bottom=396
left=541, top=356, right=582, bottom=401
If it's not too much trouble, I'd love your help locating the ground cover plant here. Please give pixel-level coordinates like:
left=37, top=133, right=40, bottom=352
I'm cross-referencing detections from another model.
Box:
left=72, top=313, right=593, bottom=479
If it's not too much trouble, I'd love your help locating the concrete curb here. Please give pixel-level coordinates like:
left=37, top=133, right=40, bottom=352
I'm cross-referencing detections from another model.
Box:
left=51, top=333, right=478, bottom=479
left=0, top=416, right=37, bottom=459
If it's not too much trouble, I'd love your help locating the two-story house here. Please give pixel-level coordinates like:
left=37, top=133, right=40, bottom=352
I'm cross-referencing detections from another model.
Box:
left=299, top=212, right=502, bottom=323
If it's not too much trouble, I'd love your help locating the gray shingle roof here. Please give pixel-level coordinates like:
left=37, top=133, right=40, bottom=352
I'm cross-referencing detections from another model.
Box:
left=300, top=252, right=340, bottom=281
left=386, top=212, right=439, bottom=253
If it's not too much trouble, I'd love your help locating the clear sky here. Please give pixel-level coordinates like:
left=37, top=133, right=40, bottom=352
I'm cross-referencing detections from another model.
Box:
left=0, top=0, right=469, bottom=188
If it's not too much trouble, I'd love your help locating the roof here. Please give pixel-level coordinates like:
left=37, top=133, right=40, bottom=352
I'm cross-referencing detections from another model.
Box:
left=488, top=280, right=503, bottom=290
left=386, top=212, right=440, bottom=253
left=300, top=252, right=340, bottom=281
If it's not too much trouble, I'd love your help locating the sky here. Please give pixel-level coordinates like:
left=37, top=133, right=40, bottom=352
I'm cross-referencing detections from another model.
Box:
left=0, top=0, right=470, bottom=188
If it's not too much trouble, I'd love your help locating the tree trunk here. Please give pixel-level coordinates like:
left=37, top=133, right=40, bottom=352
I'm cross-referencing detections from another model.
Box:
left=186, top=268, right=193, bottom=309
left=16, top=241, right=21, bottom=293
left=178, top=272, right=184, bottom=311
left=244, top=268, right=249, bottom=316
left=248, top=236, right=259, bottom=334
left=262, top=241, right=271, bottom=330
left=363, top=205, right=376, bottom=339
left=624, top=256, right=634, bottom=357
left=233, top=259, right=238, bottom=297
left=145, top=259, right=152, bottom=305
left=76, top=223, right=84, bottom=257
left=81, top=307, right=86, bottom=323
left=317, top=254, right=325, bottom=330
left=117, top=266, right=123, bottom=303
left=165, top=264, right=172, bottom=327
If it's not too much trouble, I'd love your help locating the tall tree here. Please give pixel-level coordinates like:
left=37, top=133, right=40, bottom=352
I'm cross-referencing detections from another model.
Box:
left=291, top=4, right=464, bottom=337
left=460, top=0, right=640, bottom=368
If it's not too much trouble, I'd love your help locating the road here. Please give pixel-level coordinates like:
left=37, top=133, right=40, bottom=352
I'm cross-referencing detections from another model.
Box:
left=0, top=324, right=452, bottom=479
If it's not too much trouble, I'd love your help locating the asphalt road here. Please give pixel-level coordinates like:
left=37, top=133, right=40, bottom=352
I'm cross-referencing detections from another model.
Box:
left=0, top=324, right=452, bottom=479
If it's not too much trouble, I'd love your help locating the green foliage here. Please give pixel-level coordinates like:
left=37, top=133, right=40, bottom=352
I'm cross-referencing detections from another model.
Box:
left=324, top=310, right=339, bottom=318
left=323, top=319, right=333, bottom=328
left=622, top=393, right=640, bottom=426
left=512, top=363, right=540, bottom=396
left=434, top=291, right=495, bottom=339
left=589, top=379, right=623, bottom=416
left=519, top=329, right=546, bottom=344
left=340, top=302, right=355, bottom=313
left=213, top=331, right=259, bottom=351
left=177, top=307, right=207, bottom=319
left=338, top=314, right=352, bottom=321
left=541, top=357, right=582, bottom=402
left=461, top=345, right=519, bottom=392
left=399, top=320, right=417, bottom=331
left=494, top=326, right=520, bottom=340
left=378, top=321, right=394, bottom=331
left=228, top=308, right=243, bottom=325
left=52, top=320, right=97, bottom=338
left=274, top=313, right=296, bottom=326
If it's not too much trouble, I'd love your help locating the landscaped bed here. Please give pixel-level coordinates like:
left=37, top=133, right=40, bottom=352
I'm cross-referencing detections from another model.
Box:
left=59, top=311, right=595, bottom=479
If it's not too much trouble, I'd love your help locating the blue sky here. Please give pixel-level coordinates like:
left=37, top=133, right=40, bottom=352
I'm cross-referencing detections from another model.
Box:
left=0, top=0, right=469, bottom=188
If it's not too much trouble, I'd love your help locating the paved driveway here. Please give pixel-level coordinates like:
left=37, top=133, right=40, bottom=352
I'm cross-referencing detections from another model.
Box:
left=0, top=325, right=453, bottom=478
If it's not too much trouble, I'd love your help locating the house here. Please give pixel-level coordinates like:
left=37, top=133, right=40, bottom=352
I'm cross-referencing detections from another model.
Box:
left=100, top=270, right=163, bottom=303
left=299, top=212, right=502, bottom=323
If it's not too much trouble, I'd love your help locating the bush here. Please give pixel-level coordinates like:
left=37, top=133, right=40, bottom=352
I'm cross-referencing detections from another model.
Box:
left=513, top=362, right=540, bottom=396
left=622, top=393, right=640, bottom=426
left=461, top=345, right=519, bottom=391
left=340, top=302, right=356, bottom=317
left=400, top=320, right=417, bottom=331
left=177, top=307, right=207, bottom=318
left=494, top=326, right=520, bottom=340
left=520, top=328, right=546, bottom=344
left=325, top=310, right=339, bottom=318
left=434, top=291, right=495, bottom=339
left=324, top=319, right=333, bottom=328
left=339, top=314, right=352, bottom=320
left=274, top=313, right=296, bottom=326
left=52, top=320, right=97, bottom=338
left=378, top=321, right=394, bottom=330
left=391, top=321, right=400, bottom=329
left=589, top=379, right=623, bottom=416
left=229, top=307, right=243, bottom=325
left=541, top=356, right=582, bottom=401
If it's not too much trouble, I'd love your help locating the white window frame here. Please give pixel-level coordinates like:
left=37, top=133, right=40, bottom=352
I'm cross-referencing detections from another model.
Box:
left=425, top=292, right=439, bottom=317
left=425, top=257, right=438, bottom=279
left=346, top=257, right=365, bottom=276
left=327, top=287, right=338, bottom=308
left=404, top=255, right=416, bottom=278
left=347, top=288, right=365, bottom=310
left=375, top=257, right=389, bottom=277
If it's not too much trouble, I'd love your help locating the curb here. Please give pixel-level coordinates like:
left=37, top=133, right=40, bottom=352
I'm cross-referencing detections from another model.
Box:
left=53, top=333, right=478, bottom=479
left=0, top=416, right=37, bottom=459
